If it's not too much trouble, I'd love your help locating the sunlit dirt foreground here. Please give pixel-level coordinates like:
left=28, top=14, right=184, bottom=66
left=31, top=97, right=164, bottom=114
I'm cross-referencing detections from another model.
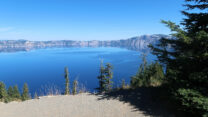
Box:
left=0, top=93, right=147, bottom=117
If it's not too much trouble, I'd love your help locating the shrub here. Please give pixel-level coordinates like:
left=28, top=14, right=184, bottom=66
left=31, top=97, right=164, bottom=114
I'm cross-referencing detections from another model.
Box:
left=176, top=89, right=208, bottom=116
left=130, top=55, right=164, bottom=88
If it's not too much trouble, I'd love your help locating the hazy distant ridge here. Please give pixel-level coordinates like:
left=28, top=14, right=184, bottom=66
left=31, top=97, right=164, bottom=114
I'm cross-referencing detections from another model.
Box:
left=0, top=34, right=170, bottom=52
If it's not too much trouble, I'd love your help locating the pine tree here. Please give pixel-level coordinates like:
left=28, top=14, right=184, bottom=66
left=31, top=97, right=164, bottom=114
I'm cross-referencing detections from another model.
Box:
left=104, top=63, right=113, bottom=91
left=64, top=67, right=70, bottom=95
left=21, top=83, right=30, bottom=101
left=7, top=86, right=14, bottom=101
left=72, top=80, right=78, bottom=95
left=182, top=0, right=208, bottom=34
left=131, top=54, right=148, bottom=88
left=131, top=54, right=164, bottom=88
left=150, top=1, right=208, bottom=89
left=13, top=85, right=21, bottom=100
left=97, top=60, right=106, bottom=92
left=149, top=0, right=208, bottom=116
left=149, top=61, right=165, bottom=86
left=0, top=82, right=8, bottom=102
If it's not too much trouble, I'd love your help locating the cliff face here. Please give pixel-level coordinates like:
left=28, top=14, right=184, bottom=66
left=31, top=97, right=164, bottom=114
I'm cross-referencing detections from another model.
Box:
left=0, top=34, right=170, bottom=52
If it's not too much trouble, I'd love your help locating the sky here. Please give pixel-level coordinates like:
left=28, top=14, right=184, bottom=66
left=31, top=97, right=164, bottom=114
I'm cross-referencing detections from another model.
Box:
left=0, top=0, right=185, bottom=41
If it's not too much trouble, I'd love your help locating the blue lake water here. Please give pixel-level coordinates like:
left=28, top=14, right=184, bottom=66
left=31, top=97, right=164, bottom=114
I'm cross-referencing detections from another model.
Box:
left=0, top=47, right=156, bottom=95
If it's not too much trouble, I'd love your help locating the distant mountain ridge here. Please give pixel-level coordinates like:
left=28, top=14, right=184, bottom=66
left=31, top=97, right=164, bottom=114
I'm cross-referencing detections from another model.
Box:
left=0, top=34, right=170, bottom=52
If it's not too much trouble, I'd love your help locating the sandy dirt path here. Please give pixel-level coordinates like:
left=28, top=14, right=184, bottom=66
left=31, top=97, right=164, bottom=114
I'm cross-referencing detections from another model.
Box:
left=0, top=93, right=148, bottom=117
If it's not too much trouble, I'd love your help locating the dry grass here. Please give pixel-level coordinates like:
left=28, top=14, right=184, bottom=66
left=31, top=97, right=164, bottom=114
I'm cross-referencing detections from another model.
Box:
left=0, top=93, right=147, bottom=117
left=38, top=84, right=62, bottom=96
left=36, top=81, right=88, bottom=97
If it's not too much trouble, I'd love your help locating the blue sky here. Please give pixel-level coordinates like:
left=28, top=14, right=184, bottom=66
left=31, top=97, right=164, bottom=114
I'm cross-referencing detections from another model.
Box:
left=0, top=0, right=185, bottom=41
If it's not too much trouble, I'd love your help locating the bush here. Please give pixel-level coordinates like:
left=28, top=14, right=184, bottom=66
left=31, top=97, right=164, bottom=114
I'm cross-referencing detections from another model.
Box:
left=130, top=57, right=165, bottom=88
left=176, top=89, right=208, bottom=117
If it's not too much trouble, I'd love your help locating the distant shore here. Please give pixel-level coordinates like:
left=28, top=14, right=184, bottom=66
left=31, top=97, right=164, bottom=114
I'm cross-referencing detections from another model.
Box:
left=0, top=34, right=170, bottom=53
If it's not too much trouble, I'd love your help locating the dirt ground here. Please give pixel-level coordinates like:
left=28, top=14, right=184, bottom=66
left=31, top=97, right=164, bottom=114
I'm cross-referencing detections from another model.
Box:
left=0, top=93, right=148, bottom=117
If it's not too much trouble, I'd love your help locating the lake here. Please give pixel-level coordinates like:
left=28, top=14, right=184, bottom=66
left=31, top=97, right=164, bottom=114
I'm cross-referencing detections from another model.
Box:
left=0, top=47, right=156, bottom=96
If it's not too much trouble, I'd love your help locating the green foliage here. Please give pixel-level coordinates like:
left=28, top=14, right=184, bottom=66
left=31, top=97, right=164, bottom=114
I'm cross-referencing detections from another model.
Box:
left=176, top=89, right=208, bottom=116
left=131, top=55, right=164, bottom=88
left=13, top=85, right=21, bottom=100
left=0, top=82, right=8, bottom=102
left=1, top=83, right=22, bottom=102
left=21, top=83, right=30, bottom=101
left=7, top=86, right=14, bottom=101
left=97, top=61, right=113, bottom=92
left=149, top=0, right=208, bottom=116
left=182, top=0, right=208, bottom=34
left=7, top=85, right=21, bottom=101
left=72, top=80, right=78, bottom=95
left=104, top=63, right=113, bottom=91
left=97, top=60, right=107, bottom=92
left=64, top=67, right=70, bottom=95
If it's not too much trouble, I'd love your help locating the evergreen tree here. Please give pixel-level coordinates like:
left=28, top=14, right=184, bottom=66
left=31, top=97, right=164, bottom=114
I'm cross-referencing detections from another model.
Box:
left=131, top=54, right=164, bottom=88
left=7, top=86, right=13, bottom=97
left=64, top=67, right=70, bottom=95
left=182, top=0, right=208, bottom=34
left=7, top=86, right=14, bottom=101
left=97, top=61, right=114, bottom=92
left=149, top=61, right=165, bottom=86
left=13, top=85, right=21, bottom=100
left=72, top=80, right=78, bottom=95
left=0, top=82, right=8, bottom=102
left=104, top=63, right=113, bottom=91
left=131, top=54, right=148, bottom=87
left=21, top=83, right=30, bottom=101
left=97, top=60, right=106, bottom=92
left=149, top=0, right=208, bottom=116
